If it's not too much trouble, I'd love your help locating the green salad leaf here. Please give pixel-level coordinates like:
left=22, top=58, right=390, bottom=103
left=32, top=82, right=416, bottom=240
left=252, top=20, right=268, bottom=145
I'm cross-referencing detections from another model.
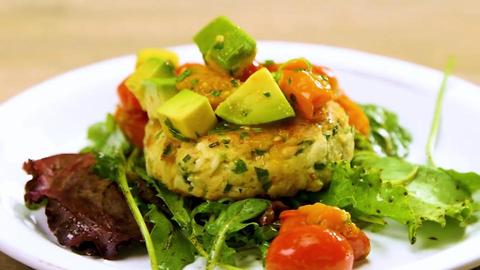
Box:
left=84, top=116, right=160, bottom=270
left=84, top=114, right=130, bottom=155
left=205, top=198, right=269, bottom=270
left=145, top=205, right=196, bottom=270
left=319, top=151, right=479, bottom=243
left=359, top=105, right=412, bottom=157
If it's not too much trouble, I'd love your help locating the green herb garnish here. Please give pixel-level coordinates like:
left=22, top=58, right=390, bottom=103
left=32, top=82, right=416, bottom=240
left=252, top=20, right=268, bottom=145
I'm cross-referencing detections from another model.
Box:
left=232, top=159, right=248, bottom=174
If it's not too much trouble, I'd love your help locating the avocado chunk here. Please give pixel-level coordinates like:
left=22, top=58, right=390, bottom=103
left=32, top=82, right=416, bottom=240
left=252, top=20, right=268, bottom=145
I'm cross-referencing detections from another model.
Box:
left=158, top=89, right=217, bottom=140
left=215, top=68, right=295, bottom=125
left=142, top=78, right=178, bottom=119
left=125, top=58, right=175, bottom=109
left=136, top=48, right=179, bottom=68
left=194, top=16, right=256, bottom=75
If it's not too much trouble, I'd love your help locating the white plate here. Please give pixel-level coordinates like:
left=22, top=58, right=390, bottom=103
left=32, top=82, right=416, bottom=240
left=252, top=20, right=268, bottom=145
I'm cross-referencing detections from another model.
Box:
left=0, top=42, right=479, bottom=270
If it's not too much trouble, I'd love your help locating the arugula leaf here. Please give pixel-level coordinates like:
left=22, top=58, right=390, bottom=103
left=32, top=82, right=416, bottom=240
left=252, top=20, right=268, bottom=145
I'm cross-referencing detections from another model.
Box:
left=205, top=198, right=269, bottom=270
left=360, top=105, right=412, bottom=157
left=130, top=155, right=209, bottom=257
left=145, top=205, right=195, bottom=270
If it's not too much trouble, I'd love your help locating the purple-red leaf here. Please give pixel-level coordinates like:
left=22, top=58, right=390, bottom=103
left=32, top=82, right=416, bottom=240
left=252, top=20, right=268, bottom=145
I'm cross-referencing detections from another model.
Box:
left=24, top=153, right=141, bottom=259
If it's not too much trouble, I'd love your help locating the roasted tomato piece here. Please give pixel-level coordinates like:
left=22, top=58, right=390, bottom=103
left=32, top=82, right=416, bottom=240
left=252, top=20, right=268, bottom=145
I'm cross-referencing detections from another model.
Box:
left=236, top=62, right=262, bottom=81
left=266, top=225, right=354, bottom=270
left=278, top=59, right=337, bottom=121
left=117, top=79, right=143, bottom=111
left=280, top=203, right=371, bottom=261
left=335, top=93, right=370, bottom=136
left=115, top=79, right=148, bottom=148
left=176, top=63, right=238, bottom=109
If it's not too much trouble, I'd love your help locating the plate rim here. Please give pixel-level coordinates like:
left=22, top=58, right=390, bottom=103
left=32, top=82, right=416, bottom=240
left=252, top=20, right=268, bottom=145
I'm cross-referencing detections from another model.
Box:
left=1, top=41, right=479, bottom=270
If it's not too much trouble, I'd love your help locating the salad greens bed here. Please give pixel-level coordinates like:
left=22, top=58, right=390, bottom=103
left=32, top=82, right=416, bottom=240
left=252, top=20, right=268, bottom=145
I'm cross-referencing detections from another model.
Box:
left=80, top=61, right=480, bottom=270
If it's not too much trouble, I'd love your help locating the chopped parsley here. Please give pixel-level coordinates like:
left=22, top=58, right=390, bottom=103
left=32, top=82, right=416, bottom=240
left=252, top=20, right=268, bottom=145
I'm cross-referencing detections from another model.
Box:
left=231, top=79, right=239, bottom=87
left=232, top=159, right=248, bottom=174
left=162, top=143, right=172, bottom=157
left=208, top=141, right=220, bottom=148
left=314, top=162, right=326, bottom=171
left=294, top=148, right=304, bottom=156
left=264, top=59, right=275, bottom=66
left=182, top=154, right=192, bottom=163
left=209, top=122, right=240, bottom=134
left=164, top=119, right=191, bottom=142
left=252, top=149, right=267, bottom=157
left=240, top=131, right=249, bottom=140
left=297, top=140, right=314, bottom=146
left=161, top=61, right=175, bottom=75
left=263, top=91, right=271, bottom=97
left=332, top=125, right=339, bottom=136
left=190, top=79, right=199, bottom=87
left=223, top=183, right=233, bottom=193
left=255, top=167, right=271, bottom=191
left=222, top=139, right=231, bottom=145
left=176, top=69, right=192, bottom=82
left=211, top=90, right=222, bottom=97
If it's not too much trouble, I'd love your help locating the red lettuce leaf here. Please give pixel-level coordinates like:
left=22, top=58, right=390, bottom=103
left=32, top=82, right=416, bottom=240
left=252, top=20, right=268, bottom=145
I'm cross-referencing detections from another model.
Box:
left=24, top=153, right=141, bottom=259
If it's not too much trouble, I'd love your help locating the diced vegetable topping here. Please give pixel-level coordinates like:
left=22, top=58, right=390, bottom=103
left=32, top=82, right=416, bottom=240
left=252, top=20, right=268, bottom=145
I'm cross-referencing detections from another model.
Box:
left=194, top=16, right=256, bottom=75
left=142, top=78, right=178, bottom=119
left=157, top=89, right=217, bottom=140
left=335, top=93, right=370, bottom=135
left=136, top=48, right=179, bottom=68
left=215, top=67, right=295, bottom=125
left=277, top=58, right=337, bottom=121
left=175, top=63, right=237, bottom=109
left=125, top=58, right=176, bottom=108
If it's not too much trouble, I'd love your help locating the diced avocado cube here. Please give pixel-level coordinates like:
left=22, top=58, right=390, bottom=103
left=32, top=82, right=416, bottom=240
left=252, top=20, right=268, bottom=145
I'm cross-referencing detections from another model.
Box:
left=142, top=78, right=178, bottom=119
left=136, top=48, right=179, bottom=68
left=215, top=68, right=295, bottom=125
left=158, top=89, right=217, bottom=140
left=194, top=16, right=256, bottom=75
left=125, top=58, right=175, bottom=108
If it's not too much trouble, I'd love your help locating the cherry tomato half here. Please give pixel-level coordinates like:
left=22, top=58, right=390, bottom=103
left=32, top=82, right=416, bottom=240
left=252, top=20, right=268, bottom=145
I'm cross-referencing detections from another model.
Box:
left=280, top=203, right=371, bottom=262
left=266, top=226, right=354, bottom=270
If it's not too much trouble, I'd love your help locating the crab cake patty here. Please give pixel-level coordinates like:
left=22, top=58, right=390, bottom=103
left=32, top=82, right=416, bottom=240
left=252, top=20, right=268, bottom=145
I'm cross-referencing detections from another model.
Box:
left=144, top=101, right=354, bottom=200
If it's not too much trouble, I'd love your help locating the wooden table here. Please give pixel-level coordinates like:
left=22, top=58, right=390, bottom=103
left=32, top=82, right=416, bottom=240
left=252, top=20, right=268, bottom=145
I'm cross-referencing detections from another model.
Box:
left=1, top=0, right=479, bottom=269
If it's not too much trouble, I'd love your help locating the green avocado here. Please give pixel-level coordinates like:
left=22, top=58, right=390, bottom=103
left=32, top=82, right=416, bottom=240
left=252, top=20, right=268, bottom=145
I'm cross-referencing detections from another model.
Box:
left=136, top=48, right=179, bottom=68
left=157, top=89, right=217, bottom=140
left=125, top=58, right=175, bottom=109
left=194, top=16, right=256, bottom=75
left=142, top=78, right=178, bottom=119
left=215, top=68, right=295, bottom=125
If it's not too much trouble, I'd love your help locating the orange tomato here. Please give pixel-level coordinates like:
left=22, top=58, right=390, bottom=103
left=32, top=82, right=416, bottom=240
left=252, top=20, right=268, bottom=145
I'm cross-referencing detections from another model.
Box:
left=278, top=59, right=337, bottom=121
left=278, top=203, right=371, bottom=262
left=335, top=94, right=370, bottom=136
left=266, top=226, right=354, bottom=270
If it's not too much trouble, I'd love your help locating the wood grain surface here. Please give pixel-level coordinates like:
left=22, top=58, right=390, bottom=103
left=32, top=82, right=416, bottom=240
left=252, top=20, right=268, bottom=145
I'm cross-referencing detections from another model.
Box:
left=1, top=0, right=479, bottom=269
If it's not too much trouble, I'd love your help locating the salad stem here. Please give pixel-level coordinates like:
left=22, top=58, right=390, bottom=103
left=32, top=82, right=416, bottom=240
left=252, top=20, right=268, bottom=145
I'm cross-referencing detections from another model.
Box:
left=425, top=57, right=455, bottom=168
left=118, top=165, right=158, bottom=270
